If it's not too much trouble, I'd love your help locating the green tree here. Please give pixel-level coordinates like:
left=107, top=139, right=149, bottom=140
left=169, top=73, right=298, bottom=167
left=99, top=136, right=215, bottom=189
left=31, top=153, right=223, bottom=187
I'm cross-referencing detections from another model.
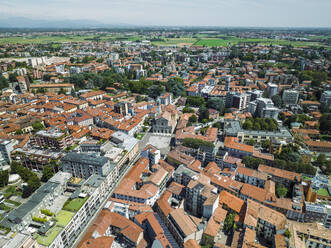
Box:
left=271, top=95, right=282, bottom=107
left=186, top=96, right=205, bottom=107
left=284, top=229, right=291, bottom=239
left=0, top=170, right=9, bottom=187
left=188, top=115, right=197, bottom=123
left=183, top=106, right=194, bottom=113
left=32, top=122, right=44, bottom=132
left=0, top=76, right=9, bottom=90
left=206, top=97, right=225, bottom=113
left=41, top=165, right=54, bottom=182
left=242, top=156, right=264, bottom=170
left=198, top=105, right=209, bottom=122
left=276, top=183, right=288, bottom=198
left=247, top=139, right=256, bottom=146
left=223, top=212, right=236, bottom=233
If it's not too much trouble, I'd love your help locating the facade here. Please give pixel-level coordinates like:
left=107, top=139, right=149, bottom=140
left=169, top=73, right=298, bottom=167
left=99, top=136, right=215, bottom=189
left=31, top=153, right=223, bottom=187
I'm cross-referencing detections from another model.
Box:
left=185, top=179, right=219, bottom=218
left=0, top=139, right=16, bottom=165
left=282, top=89, right=299, bottom=105
left=320, top=90, right=331, bottom=107
left=31, top=129, right=74, bottom=150
left=114, top=102, right=129, bottom=116
left=61, top=152, right=113, bottom=179
left=267, top=83, right=278, bottom=97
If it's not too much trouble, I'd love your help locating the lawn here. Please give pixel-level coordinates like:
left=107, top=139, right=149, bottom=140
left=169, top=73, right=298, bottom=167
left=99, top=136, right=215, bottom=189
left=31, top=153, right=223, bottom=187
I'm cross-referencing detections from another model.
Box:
left=302, top=176, right=313, bottom=181
left=56, top=210, right=75, bottom=227
left=314, top=188, right=330, bottom=197
left=152, top=38, right=197, bottom=46
left=62, top=196, right=88, bottom=212
left=37, top=226, right=63, bottom=246
left=193, top=37, right=326, bottom=48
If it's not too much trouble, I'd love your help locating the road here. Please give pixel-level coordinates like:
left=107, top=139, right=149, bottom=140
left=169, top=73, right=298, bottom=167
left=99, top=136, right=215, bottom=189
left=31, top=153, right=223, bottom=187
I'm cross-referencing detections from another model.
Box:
left=72, top=136, right=148, bottom=248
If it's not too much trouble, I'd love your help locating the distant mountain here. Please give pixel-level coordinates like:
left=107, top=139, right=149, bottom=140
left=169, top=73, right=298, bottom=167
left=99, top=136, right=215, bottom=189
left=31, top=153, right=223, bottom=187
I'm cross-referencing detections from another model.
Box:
left=0, top=16, right=132, bottom=29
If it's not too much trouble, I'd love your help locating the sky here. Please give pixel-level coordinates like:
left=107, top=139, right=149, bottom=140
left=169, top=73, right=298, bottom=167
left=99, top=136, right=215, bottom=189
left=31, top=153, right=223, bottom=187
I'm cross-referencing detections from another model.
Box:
left=1, top=0, right=331, bottom=27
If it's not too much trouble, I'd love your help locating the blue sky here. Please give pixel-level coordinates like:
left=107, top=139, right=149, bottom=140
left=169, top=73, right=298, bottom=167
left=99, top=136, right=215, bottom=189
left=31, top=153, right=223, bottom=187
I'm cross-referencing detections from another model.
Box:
left=1, top=0, right=331, bottom=27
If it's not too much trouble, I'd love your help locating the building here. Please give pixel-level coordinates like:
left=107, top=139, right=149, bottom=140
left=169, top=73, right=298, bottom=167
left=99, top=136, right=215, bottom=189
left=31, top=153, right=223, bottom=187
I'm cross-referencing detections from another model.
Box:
left=258, top=164, right=300, bottom=186
left=152, top=105, right=178, bottom=135
left=0, top=139, right=17, bottom=166
left=30, top=83, right=74, bottom=93
left=31, top=129, right=74, bottom=150
left=267, top=83, right=278, bottom=97
left=289, top=222, right=331, bottom=248
left=304, top=202, right=327, bottom=223
left=61, top=152, right=113, bottom=179
left=0, top=172, right=71, bottom=232
left=320, top=90, right=331, bottom=107
left=167, top=208, right=204, bottom=247
left=282, top=89, right=299, bottom=105
left=224, top=120, right=292, bottom=144
left=235, top=166, right=268, bottom=188
left=185, top=178, right=219, bottom=218
left=114, top=101, right=129, bottom=116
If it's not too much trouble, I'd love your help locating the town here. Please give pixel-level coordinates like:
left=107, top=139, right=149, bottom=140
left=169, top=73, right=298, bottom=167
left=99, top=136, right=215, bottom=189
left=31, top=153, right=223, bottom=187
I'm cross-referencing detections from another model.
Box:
left=0, top=28, right=330, bottom=248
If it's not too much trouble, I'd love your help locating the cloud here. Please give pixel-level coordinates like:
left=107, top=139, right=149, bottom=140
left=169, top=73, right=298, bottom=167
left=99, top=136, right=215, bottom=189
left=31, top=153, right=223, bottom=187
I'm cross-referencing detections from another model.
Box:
left=1, top=0, right=331, bottom=27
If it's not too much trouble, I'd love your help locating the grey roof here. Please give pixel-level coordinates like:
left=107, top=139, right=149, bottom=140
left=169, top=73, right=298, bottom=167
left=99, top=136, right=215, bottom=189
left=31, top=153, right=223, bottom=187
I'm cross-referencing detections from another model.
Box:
left=61, top=152, right=109, bottom=166
left=84, top=174, right=106, bottom=188
left=0, top=181, right=59, bottom=229
left=224, top=120, right=292, bottom=139
left=174, top=164, right=198, bottom=178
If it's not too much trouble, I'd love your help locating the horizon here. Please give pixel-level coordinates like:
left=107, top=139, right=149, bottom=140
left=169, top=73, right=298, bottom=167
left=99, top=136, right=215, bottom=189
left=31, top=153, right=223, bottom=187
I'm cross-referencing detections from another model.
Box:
left=1, top=0, right=331, bottom=28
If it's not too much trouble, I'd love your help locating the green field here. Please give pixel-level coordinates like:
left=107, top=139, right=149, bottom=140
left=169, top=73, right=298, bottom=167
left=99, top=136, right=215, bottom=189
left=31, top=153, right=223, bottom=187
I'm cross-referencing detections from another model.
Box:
left=63, top=196, right=88, bottom=212
left=37, top=226, right=63, bottom=246
left=0, top=33, right=328, bottom=48
left=56, top=210, right=75, bottom=227
left=193, top=37, right=326, bottom=47
left=313, top=188, right=330, bottom=197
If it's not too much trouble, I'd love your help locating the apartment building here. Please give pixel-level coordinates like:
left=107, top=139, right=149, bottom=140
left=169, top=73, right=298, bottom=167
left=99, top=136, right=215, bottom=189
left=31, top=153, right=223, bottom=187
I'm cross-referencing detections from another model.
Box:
left=61, top=152, right=114, bottom=179
left=235, top=166, right=268, bottom=188
left=185, top=178, right=219, bottom=218
left=245, top=199, right=287, bottom=242
left=31, top=129, right=74, bottom=150
left=167, top=208, right=204, bottom=247
left=258, top=164, right=301, bottom=186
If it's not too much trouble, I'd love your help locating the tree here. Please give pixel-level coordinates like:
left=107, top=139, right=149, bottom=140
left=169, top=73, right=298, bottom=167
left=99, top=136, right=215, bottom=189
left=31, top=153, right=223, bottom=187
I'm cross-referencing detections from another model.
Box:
left=242, top=156, right=264, bottom=170
left=262, top=140, right=270, bottom=150
left=165, top=77, right=185, bottom=97
left=41, top=165, right=54, bottom=182
left=206, top=97, right=225, bottom=114
left=32, top=122, right=44, bottom=132
left=9, top=72, right=18, bottom=83
left=188, top=115, right=197, bottom=123
left=223, top=212, right=236, bottom=233
left=186, top=96, right=205, bottom=107
left=276, top=183, right=288, bottom=198
left=0, top=170, right=9, bottom=187
left=148, top=84, right=165, bottom=99
left=183, top=106, right=194, bottom=113
left=43, top=74, right=51, bottom=81
left=198, top=105, right=209, bottom=122
left=0, top=76, right=9, bottom=90
left=247, top=139, right=256, bottom=146
left=271, top=95, right=282, bottom=108
left=284, top=229, right=291, bottom=239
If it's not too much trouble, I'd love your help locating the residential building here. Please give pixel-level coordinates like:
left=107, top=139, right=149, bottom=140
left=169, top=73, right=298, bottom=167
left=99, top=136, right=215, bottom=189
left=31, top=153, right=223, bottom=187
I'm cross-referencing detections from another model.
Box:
left=282, top=89, right=299, bottom=105
left=61, top=152, right=114, bottom=179
left=31, top=128, right=74, bottom=150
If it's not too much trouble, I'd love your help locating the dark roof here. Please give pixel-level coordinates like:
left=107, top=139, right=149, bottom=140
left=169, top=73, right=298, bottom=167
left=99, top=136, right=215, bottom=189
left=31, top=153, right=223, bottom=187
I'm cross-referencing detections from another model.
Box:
left=61, top=152, right=109, bottom=166
left=0, top=181, right=59, bottom=229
